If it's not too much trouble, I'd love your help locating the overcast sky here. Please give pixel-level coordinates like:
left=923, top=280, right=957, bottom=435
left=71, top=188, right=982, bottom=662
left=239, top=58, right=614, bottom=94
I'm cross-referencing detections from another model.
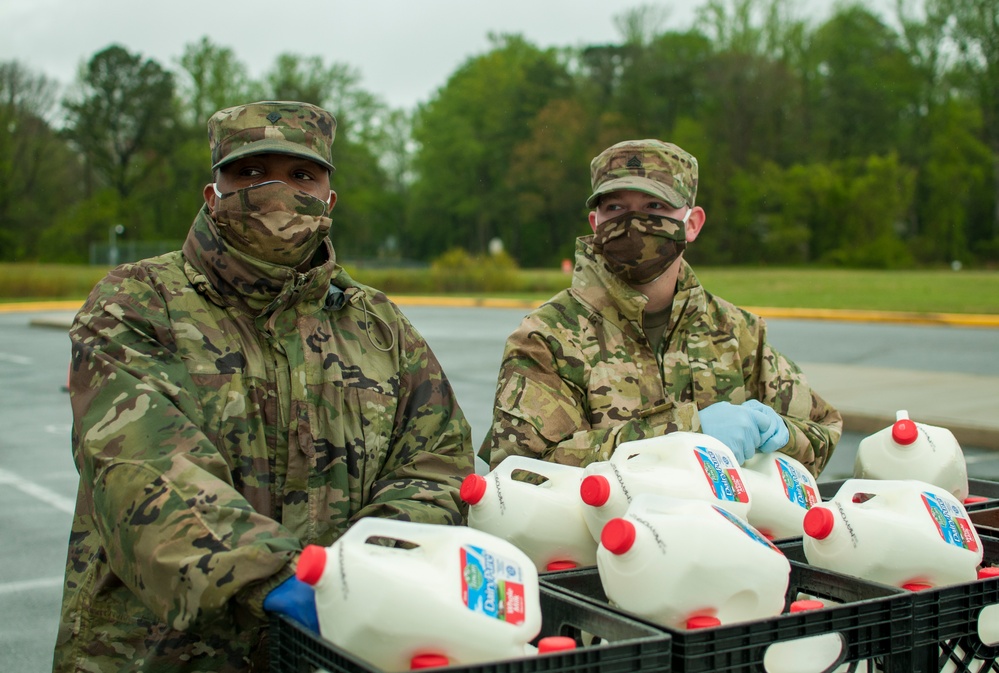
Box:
left=2, top=0, right=876, bottom=112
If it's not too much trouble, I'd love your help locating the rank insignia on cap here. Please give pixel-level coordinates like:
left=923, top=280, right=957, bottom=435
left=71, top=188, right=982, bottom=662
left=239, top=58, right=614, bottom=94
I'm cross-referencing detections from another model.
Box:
left=627, top=155, right=642, bottom=168
left=266, top=111, right=281, bottom=124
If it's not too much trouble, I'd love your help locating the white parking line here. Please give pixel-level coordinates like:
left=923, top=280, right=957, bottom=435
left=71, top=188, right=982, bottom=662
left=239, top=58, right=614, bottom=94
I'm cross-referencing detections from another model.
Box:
left=0, top=468, right=75, bottom=514
left=0, top=352, right=32, bottom=365
left=0, top=577, right=63, bottom=595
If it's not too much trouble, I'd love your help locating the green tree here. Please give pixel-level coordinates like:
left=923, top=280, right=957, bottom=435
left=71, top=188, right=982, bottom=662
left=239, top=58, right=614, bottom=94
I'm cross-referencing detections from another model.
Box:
left=408, top=34, right=573, bottom=262
left=260, top=53, right=405, bottom=261
left=941, top=0, right=999, bottom=245
left=912, top=100, right=993, bottom=264
left=505, top=99, right=594, bottom=267
left=0, top=61, right=79, bottom=261
left=62, top=45, right=176, bottom=201
left=177, top=37, right=261, bottom=128
left=612, top=30, right=714, bottom=140
left=807, top=5, right=921, bottom=161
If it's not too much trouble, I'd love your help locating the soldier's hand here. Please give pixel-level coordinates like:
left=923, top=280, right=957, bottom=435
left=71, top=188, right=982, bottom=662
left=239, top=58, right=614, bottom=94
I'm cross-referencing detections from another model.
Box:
left=697, top=401, right=769, bottom=464
left=742, top=400, right=790, bottom=454
left=263, top=575, right=319, bottom=632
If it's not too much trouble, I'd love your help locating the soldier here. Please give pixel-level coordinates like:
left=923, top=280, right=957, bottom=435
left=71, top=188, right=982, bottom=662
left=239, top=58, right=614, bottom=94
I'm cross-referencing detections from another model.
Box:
left=53, top=101, right=473, bottom=672
left=480, top=139, right=841, bottom=476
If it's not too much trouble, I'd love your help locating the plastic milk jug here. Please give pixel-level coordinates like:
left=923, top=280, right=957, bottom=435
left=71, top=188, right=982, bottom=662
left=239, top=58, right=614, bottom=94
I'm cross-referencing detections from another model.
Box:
left=741, top=452, right=821, bottom=540
left=296, top=518, right=542, bottom=672
left=802, top=478, right=982, bottom=589
left=596, top=493, right=791, bottom=629
left=762, top=600, right=869, bottom=673
left=854, top=410, right=969, bottom=501
left=579, top=431, right=751, bottom=542
left=461, top=456, right=597, bottom=571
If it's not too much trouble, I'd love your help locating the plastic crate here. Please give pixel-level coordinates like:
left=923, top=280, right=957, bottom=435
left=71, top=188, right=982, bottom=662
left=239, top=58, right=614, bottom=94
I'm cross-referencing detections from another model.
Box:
left=909, top=534, right=999, bottom=672
left=818, top=479, right=999, bottom=512
left=540, top=562, right=913, bottom=673
left=778, top=535, right=999, bottom=673
left=269, top=585, right=672, bottom=673
left=971, top=507, right=999, bottom=536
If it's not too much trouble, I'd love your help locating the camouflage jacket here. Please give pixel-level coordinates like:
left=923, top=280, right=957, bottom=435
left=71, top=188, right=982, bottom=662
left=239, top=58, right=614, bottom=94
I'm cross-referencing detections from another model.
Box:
left=54, top=208, right=473, bottom=673
left=480, top=236, right=841, bottom=476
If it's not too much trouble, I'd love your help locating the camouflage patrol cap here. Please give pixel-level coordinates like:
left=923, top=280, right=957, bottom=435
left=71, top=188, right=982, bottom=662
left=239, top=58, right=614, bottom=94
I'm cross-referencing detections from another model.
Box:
left=208, top=100, right=336, bottom=172
left=586, top=139, right=698, bottom=209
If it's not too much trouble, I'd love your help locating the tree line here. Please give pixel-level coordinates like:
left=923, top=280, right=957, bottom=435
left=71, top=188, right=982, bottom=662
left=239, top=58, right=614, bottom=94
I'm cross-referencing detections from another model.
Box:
left=1, top=0, right=996, bottom=269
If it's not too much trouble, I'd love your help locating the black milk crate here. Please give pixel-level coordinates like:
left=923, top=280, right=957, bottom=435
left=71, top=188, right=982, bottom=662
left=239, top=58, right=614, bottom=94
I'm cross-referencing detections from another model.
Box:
left=909, top=534, right=999, bottom=673
left=970, top=507, right=999, bottom=536
left=539, top=562, right=913, bottom=673
left=818, top=479, right=999, bottom=512
left=778, top=534, right=999, bottom=673
left=269, top=585, right=672, bottom=673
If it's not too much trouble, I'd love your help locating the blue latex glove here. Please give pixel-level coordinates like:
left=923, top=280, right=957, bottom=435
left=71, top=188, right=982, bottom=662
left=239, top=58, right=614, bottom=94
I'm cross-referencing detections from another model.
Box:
left=263, top=575, right=319, bottom=633
left=743, top=399, right=790, bottom=454
left=698, top=401, right=769, bottom=464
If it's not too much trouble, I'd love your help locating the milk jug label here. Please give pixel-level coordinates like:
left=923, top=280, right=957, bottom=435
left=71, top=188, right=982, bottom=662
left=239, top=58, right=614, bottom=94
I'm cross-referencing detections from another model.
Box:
left=776, top=456, right=818, bottom=510
left=460, top=545, right=527, bottom=625
left=714, top=506, right=782, bottom=551
left=695, top=446, right=749, bottom=504
left=921, top=492, right=978, bottom=552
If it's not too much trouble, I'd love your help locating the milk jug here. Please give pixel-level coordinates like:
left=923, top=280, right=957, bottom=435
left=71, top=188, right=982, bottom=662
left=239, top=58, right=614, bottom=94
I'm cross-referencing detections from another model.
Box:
left=579, top=431, right=751, bottom=542
left=461, top=456, right=597, bottom=571
left=296, top=518, right=542, bottom=671
left=762, top=600, right=868, bottom=673
left=596, top=493, right=790, bottom=629
left=854, top=410, right=969, bottom=501
left=741, top=452, right=821, bottom=539
left=802, top=478, right=982, bottom=589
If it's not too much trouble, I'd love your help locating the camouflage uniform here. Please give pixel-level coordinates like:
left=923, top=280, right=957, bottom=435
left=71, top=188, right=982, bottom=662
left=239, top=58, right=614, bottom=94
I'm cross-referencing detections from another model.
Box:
left=53, top=103, right=473, bottom=673
left=480, top=139, right=841, bottom=477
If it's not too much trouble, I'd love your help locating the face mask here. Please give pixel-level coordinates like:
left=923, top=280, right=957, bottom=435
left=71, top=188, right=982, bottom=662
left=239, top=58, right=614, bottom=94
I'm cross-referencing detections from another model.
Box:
left=211, top=181, right=332, bottom=267
left=591, top=209, right=691, bottom=285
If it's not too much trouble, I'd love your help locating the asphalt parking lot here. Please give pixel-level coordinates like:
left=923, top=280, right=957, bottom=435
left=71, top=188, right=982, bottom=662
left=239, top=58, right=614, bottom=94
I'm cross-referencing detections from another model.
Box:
left=2, top=305, right=998, bottom=672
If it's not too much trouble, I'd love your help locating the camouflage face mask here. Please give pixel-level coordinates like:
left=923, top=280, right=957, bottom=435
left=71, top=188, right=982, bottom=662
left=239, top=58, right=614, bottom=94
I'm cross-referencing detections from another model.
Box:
left=212, top=181, right=332, bottom=267
left=592, top=210, right=689, bottom=285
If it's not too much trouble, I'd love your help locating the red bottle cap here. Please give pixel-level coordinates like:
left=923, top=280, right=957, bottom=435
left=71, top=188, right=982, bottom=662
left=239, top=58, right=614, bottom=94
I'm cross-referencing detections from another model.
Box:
left=545, top=560, right=578, bottom=571
left=537, top=636, right=577, bottom=653
left=686, top=615, right=721, bottom=629
left=460, top=474, right=488, bottom=505
left=892, top=418, right=919, bottom=445
left=580, top=475, right=611, bottom=506
left=965, top=496, right=989, bottom=505
left=979, top=567, right=999, bottom=580
left=410, top=653, right=449, bottom=669
left=803, top=507, right=835, bottom=539
left=790, top=599, right=825, bottom=613
left=902, top=582, right=932, bottom=592
left=296, top=545, right=327, bottom=586
left=600, top=518, right=636, bottom=554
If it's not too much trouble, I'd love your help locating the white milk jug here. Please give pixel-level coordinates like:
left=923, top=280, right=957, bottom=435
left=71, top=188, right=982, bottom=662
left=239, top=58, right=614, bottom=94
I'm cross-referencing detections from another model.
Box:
left=461, top=456, right=597, bottom=571
left=579, top=431, right=751, bottom=542
left=741, top=452, right=821, bottom=539
left=762, top=599, right=869, bottom=673
left=296, top=518, right=542, bottom=672
left=596, top=493, right=790, bottom=629
left=802, top=478, right=982, bottom=589
left=854, top=410, right=969, bottom=501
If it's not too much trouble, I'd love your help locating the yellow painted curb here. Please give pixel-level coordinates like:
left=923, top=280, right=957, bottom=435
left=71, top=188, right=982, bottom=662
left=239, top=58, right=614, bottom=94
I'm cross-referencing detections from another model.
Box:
left=743, top=306, right=999, bottom=328
left=2, top=298, right=998, bottom=328
left=0, top=300, right=84, bottom=313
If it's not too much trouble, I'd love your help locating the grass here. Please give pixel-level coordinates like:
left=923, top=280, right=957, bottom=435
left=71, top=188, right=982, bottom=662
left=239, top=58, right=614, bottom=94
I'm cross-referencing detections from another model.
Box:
left=2, top=263, right=998, bottom=315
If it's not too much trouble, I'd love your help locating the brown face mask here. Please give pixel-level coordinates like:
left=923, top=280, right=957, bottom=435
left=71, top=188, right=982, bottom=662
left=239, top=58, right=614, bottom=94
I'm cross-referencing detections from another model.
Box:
left=212, top=181, right=332, bottom=267
left=591, top=210, right=689, bottom=285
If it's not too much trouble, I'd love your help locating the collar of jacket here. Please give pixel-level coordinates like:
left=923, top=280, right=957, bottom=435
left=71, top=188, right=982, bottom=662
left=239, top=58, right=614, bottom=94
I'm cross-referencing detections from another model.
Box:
left=570, top=235, right=706, bottom=333
left=181, top=205, right=340, bottom=315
